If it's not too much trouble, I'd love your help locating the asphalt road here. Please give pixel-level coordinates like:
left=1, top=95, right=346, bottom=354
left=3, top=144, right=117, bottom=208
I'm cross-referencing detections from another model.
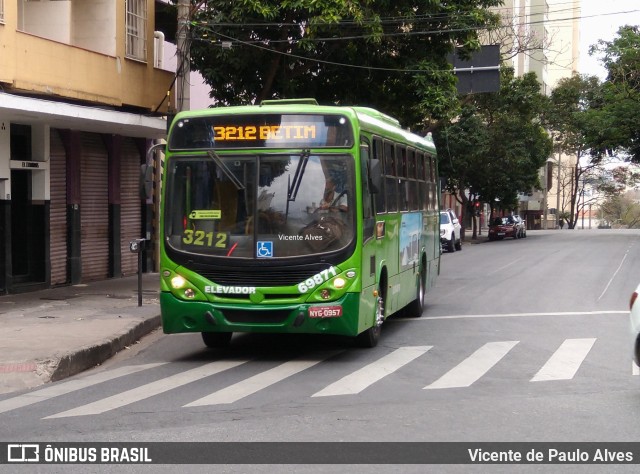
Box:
left=2, top=229, right=640, bottom=473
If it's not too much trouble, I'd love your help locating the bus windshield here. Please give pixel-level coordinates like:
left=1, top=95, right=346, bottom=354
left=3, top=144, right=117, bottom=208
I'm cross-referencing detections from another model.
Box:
left=164, top=153, right=355, bottom=259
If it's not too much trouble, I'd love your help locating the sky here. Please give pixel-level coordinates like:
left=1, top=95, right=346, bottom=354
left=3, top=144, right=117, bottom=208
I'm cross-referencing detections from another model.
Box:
left=579, top=0, right=640, bottom=78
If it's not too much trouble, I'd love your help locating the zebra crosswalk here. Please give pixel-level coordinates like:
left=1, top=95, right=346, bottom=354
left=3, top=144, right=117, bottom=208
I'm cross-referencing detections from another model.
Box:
left=0, top=337, right=627, bottom=419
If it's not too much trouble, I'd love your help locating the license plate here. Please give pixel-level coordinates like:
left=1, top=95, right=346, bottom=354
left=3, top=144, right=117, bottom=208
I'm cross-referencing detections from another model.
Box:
left=498, top=232, right=505, bottom=236
left=309, top=305, right=343, bottom=318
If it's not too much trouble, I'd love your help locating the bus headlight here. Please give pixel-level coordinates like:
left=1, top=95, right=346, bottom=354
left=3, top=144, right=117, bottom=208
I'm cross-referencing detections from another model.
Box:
left=184, top=288, right=195, bottom=299
left=333, top=277, right=346, bottom=289
left=171, top=275, right=187, bottom=289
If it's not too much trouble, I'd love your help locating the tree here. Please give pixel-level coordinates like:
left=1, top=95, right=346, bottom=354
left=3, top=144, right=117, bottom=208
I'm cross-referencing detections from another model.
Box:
left=587, top=26, right=640, bottom=161
left=599, top=191, right=640, bottom=229
left=434, top=67, right=552, bottom=238
left=544, top=74, right=606, bottom=229
left=187, top=0, right=502, bottom=130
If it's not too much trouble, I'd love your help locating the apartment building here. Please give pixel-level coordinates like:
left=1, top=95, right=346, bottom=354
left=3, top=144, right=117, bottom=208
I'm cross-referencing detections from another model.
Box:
left=498, top=0, right=581, bottom=229
left=0, top=0, right=175, bottom=293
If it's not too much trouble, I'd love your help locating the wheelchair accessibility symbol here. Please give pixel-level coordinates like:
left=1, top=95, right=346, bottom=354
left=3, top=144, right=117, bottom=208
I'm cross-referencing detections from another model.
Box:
left=257, top=241, right=273, bottom=258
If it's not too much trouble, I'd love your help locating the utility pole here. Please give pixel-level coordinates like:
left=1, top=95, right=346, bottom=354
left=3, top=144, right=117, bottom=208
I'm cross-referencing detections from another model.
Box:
left=176, top=0, right=191, bottom=112
left=555, top=153, right=561, bottom=229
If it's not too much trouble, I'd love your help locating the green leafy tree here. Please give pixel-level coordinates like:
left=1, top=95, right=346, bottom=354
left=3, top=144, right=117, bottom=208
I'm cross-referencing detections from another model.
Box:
left=588, top=26, right=640, bottom=161
left=544, top=74, right=605, bottom=229
left=434, top=67, right=552, bottom=237
left=187, top=0, right=502, bottom=130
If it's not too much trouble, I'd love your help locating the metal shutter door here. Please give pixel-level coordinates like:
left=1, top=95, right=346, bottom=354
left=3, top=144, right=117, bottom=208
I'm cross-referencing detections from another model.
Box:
left=80, top=133, right=109, bottom=281
left=49, top=129, right=68, bottom=286
left=120, top=138, right=142, bottom=276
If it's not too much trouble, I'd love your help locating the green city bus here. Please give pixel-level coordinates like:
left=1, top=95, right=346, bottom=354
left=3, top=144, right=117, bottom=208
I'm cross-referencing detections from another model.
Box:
left=159, top=99, right=440, bottom=348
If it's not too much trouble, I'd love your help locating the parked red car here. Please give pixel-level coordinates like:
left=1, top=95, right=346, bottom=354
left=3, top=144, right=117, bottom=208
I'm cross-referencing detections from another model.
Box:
left=488, top=216, right=518, bottom=240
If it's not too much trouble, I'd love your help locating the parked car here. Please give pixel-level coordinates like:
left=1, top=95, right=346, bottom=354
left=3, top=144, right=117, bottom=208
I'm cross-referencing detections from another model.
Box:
left=488, top=216, right=518, bottom=240
left=440, top=209, right=462, bottom=252
left=631, top=283, right=640, bottom=368
left=511, top=215, right=527, bottom=238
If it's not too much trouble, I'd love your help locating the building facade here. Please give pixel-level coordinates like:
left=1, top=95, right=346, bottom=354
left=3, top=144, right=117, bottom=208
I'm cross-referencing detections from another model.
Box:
left=0, top=0, right=174, bottom=293
left=499, top=0, right=581, bottom=229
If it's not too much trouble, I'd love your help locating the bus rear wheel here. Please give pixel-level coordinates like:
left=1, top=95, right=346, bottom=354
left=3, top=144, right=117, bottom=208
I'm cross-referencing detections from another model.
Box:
left=405, top=268, right=425, bottom=318
left=202, top=331, right=232, bottom=348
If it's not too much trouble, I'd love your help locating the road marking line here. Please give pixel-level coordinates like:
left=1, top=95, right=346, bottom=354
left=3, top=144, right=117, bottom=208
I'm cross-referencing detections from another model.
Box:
left=0, top=363, right=167, bottom=415
left=44, top=360, right=249, bottom=418
left=394, top=310, right=627, bottom=321
left=312, top=346, right=432, bottom=397
left=486, top=257, right=524, bottom=276
left=424, top=341, right=519, bottom=389
left=598, top=244, right=632, bottom=301
left=185, top=351, right=342, bottom=406
left=531, top=338, right=596, bottom=382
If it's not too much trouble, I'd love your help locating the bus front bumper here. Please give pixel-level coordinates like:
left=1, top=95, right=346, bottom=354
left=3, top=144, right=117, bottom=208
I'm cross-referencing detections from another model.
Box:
left=160, top=291, right=362, bottom=337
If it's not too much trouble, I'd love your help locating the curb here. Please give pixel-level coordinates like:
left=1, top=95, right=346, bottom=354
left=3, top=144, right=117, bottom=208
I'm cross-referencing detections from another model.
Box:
left=41, top=314, right=162, bottom=383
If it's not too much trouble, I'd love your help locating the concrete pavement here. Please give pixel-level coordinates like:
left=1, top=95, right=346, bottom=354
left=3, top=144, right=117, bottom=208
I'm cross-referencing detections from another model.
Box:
left=0, top=273, right=161, bottom=395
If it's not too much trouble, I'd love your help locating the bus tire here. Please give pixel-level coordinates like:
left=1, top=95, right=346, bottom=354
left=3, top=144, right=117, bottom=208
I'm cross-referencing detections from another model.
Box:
left=406, top=266, right=425, bottom=318
left=356, top=321, right=381, bottom=348
left=202, top=331, right=232, bottom=348
left=356, top=287, right=384, bottom=348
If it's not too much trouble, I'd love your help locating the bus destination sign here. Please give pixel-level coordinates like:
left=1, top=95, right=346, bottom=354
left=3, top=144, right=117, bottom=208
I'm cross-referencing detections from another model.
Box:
left=169, top=114, right=353, bottom=150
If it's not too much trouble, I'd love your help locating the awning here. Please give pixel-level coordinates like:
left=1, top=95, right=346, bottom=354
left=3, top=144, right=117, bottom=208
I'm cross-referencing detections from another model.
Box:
left=0, top=92, right=167, bottom=139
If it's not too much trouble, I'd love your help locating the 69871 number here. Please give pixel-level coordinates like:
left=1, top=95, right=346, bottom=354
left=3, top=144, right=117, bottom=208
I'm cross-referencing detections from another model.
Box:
left=298, top=266, right=338, bottom=293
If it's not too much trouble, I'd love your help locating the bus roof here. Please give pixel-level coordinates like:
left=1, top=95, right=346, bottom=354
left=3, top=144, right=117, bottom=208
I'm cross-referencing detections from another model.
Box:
left=171, top=100, right=436, bottom=153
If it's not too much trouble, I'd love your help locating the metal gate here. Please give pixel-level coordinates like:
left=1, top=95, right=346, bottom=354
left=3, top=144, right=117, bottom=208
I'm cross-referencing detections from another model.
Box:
left=120, top=138, right=142, bottom=276
left=80, top=132, right=109, bottom=281
left=49, top=129, right=68, bottom=286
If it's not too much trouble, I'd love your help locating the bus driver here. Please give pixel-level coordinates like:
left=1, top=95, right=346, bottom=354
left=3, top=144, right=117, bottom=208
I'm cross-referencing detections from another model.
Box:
left=319, top=177, right=347, bottom=212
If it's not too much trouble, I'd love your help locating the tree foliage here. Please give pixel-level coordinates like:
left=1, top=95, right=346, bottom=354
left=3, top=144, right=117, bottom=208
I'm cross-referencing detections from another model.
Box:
left=599, top=190, right=640, bottom=229
left=187, top=0, right=502, bottom=130
left=588, top=26, right=640, bottom=161
left=434, top=68, right=552, bottom=221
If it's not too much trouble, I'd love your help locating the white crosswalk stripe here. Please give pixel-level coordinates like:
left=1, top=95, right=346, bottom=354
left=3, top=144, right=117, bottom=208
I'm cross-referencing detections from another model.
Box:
left=185, top=351, right=343, bottom=406
left=312, top=346, right=432, bottom=397
left=0, top=363, right=166, bottom=415
left=0, top=338, right=624, bottom=420
left=45, top=359, right=250, bottom=419
left=531, top=338, right=596, bottom=382
left=424, top=341, right=519, bottom=390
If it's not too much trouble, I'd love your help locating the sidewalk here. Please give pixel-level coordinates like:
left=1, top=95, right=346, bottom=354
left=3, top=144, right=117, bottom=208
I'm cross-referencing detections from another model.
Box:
left=0, top=273, right=161, bottom=395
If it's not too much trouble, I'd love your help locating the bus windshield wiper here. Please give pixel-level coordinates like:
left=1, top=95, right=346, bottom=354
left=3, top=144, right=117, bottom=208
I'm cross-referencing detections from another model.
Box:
left=285, top=149, right=310, bottom=222
left=287, top=149, right=310, bottom=203
left=207, top=150, right=245, bottom=191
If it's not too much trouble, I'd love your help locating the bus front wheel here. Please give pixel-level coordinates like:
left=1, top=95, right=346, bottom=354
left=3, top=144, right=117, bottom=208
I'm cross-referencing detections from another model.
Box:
left=356, top=290, right=384, bottom=348
left=202, top=331, right=232, bottom=348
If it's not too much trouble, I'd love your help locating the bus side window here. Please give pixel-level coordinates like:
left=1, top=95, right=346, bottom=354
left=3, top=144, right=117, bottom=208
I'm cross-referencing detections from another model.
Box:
left=398, top=145, right=408, bottom=212
left=360, top=137, right=375, bottom=240
left=417, top=152, right=426, bottom=211
left=373, top=137, right=386, bottom=214
left=384, top=140, right=397, bottom=212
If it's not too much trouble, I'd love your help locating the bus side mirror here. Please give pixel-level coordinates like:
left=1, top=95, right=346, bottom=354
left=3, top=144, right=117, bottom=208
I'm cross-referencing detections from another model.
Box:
left=140, top=164, right=153, bottom=199
left=368, top=159, right=382, bottom=194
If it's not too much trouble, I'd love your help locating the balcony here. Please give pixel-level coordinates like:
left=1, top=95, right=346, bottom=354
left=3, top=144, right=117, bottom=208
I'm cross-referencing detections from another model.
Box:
left=0, top=0, right=173, bottom=113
